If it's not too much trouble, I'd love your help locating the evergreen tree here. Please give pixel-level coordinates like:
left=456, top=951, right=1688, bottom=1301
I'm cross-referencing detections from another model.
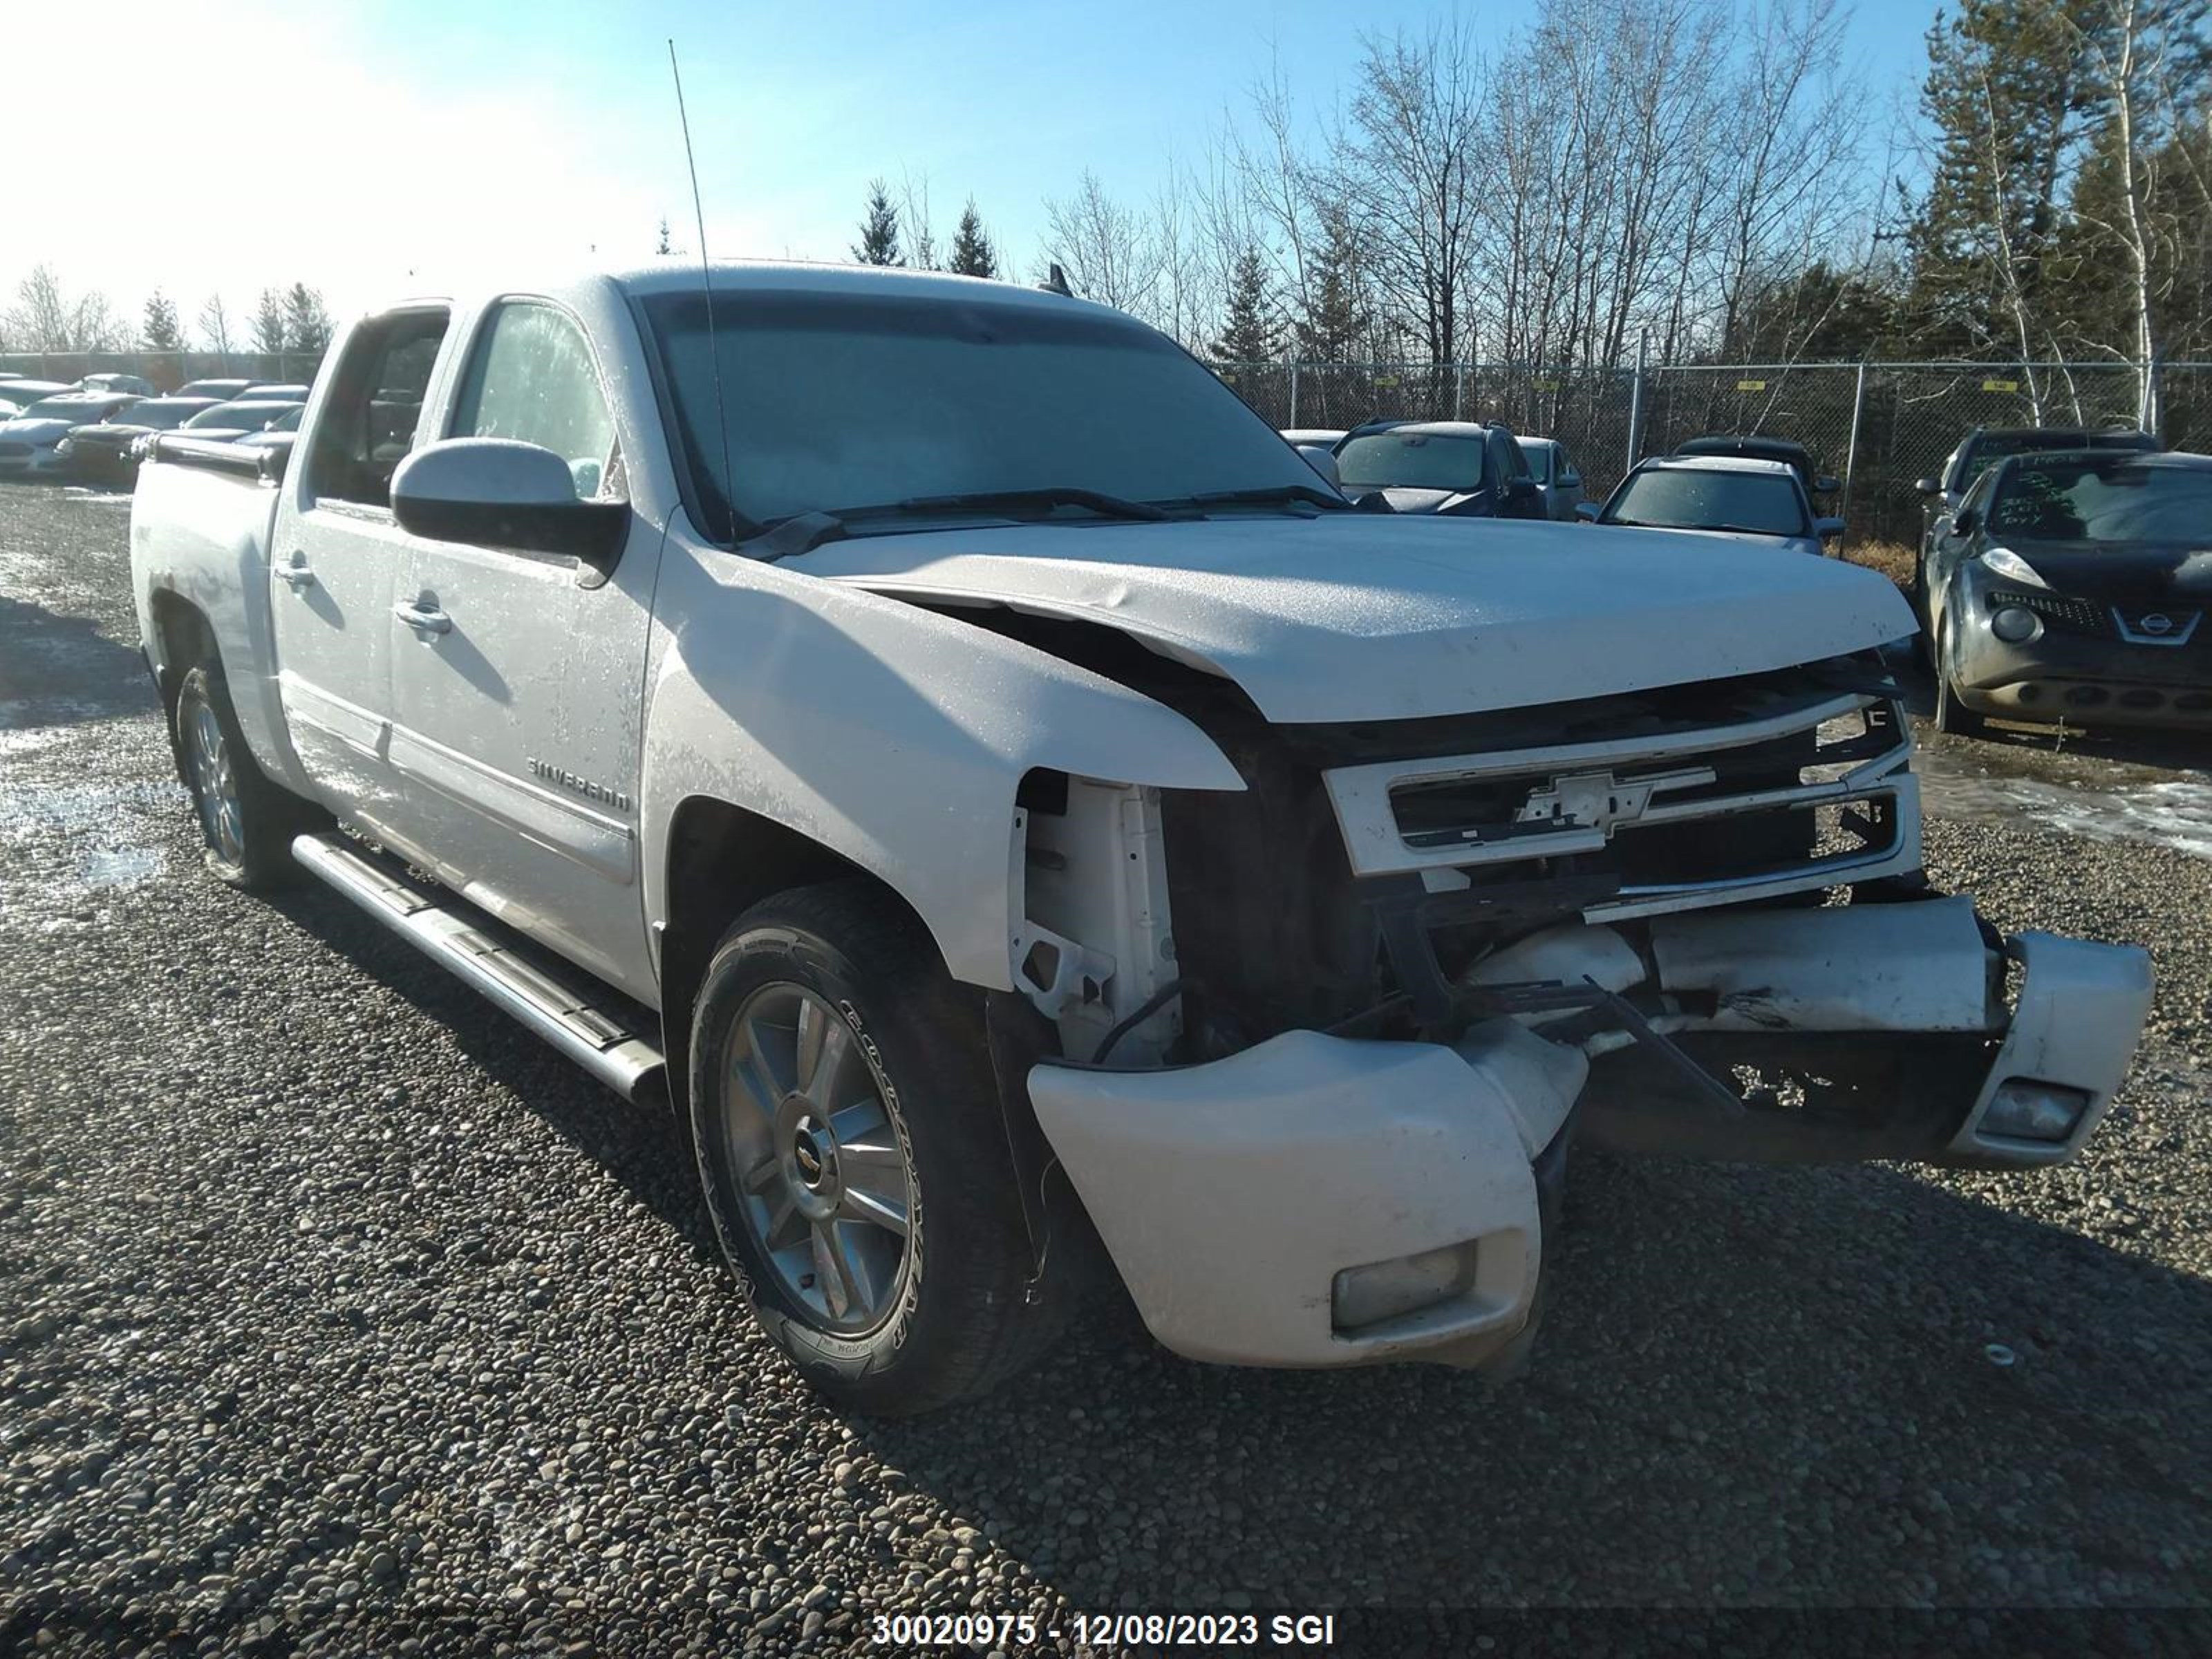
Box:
left=1901, top=0, right=2117, bottom=355
left=251, top=288, right=288, bottom=355
left=948, top=199, right=997, bottom=278
left=142, top=289, right=183, bottom=352
left=1212, top=246, right=1282, bottom=364
left=1293, top=212, right=1366, bottom=365
left=852, top=179, right=903, bottom=266
left=283, top=283, right=333, bottom=355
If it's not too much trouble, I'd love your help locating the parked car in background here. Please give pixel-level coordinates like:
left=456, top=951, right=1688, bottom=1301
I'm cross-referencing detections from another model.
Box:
left=239, top=382, right=311, bottom=402
left=1516, top=435, right=1587, bottom=521
left=1672, top=433, right=1838, bottom=497
left=180, top=398, right=306, bottom=438
left=0, top=378, right=76, bottom=416
left=1917, top=425, right=2160, bottom=531
left=233, top=406, right=304, bottom=449
left=1918, top=449, right=2212, bottom=735
left=56, top=397, right=223, bottom=488
left=1280, top=428, right=1347, bottom=449
left=1581, top=455, right=1842, bottom=556
left=79, top=372, right=157, bottom=397
left=176, top=378, right=255, bottom=400
left=0, top=393, right=142, bottom=478
left=1331, top=419, right=1545, bottom=518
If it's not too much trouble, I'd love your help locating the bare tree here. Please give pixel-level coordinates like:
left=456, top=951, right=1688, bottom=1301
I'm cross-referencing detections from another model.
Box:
left=1038, top=171, right=1166, bottom=320
left=1333, top=18, right=1489, bottom=365
left=895, top=171, right=941, bottom=271
left=199, top=293, right=236, bottom=360
left=8, top=265, right=74, bottom=350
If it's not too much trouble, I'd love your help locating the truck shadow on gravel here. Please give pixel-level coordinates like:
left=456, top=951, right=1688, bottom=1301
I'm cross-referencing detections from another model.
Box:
left=0, top=594, right=156, bottom=729
left=264, top=881, right=2209, bottom=1606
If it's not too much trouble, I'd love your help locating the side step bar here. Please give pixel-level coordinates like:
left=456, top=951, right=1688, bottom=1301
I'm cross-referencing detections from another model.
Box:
left=291, top=832, right=666, bottom=1101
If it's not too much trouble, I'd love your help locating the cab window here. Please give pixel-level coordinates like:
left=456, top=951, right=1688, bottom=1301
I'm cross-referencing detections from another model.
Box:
left=303, top=307, right=449, bottom=509
left=451, top=302, right=619, bottom=501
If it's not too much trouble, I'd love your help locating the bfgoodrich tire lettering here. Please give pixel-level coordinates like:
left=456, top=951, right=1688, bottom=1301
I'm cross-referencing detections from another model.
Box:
left=688, top=880, right=1068, bottom=1415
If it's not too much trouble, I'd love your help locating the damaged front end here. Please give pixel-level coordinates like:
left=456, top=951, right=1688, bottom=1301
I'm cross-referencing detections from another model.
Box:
left=1015, top=653, right=2152, bottom=1374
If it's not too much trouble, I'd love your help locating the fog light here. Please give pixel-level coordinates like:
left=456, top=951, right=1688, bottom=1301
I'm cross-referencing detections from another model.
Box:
left=1331, top=1241, right=1477, bottom=1333
left=1990, top=606, right=2039, bottom=644
left=1980, top=1079, right=2091, bottom=1143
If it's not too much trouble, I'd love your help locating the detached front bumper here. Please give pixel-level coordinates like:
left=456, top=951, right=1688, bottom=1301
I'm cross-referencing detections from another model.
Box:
left=1027, top=897, right=2150, bottom=1372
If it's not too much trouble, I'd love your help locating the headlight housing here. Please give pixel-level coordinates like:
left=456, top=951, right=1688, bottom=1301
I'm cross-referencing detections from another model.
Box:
left=1979, top=545, right=2047, bottom=588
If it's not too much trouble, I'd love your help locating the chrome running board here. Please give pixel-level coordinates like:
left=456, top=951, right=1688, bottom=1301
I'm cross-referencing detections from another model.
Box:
left=291, top=832, right=665, bottom=1101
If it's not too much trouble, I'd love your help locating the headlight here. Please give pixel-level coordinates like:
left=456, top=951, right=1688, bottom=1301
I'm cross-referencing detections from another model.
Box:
left=1979, top=545, right=2047, bottom=588
left=1990, top=606, right=2039, bottom=644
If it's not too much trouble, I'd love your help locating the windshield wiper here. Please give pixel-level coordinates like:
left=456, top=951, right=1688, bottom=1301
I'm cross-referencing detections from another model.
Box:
left=741, top=486, right=1172, bottom=561
left=1173, top=483, right=1351, bottom=514
left=894, top=487, right=1172, bottom=522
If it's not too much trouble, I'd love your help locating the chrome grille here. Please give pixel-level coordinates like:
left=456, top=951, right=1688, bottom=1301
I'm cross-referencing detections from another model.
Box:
left=1323, top=691, right=1919, bottom=920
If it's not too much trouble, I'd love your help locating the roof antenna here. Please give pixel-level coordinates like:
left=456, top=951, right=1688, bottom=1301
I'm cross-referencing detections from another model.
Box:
left=1038, top=262, right=1073, bottom=298
left=669, top=39, right=738, bottom=545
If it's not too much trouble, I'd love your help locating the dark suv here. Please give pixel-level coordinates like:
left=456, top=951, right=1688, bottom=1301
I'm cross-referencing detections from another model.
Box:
left=1331, top=420, right=1545, bottom=518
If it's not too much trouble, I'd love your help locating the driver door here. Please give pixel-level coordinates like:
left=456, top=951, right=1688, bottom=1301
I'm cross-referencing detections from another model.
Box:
left=380, top=299, right=665, bottom=1000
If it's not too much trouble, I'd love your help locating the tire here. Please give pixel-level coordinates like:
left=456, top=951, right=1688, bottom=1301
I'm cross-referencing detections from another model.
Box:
left=1931, top=619, right=1987, bottom=738
left=175, top=664, right=319, bottom=889
left=688, top=880, right=1067, bottom=1415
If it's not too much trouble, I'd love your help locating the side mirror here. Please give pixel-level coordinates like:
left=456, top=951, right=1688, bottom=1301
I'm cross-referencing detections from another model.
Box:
left=1295, top=444, right=1340, bottom=489
left=1813, top=475, right=1841, bottom=496
left=1574, top=501, right=1601, bottom=523
left=392, top=438, right=626, bottom=565
left=1915, top=476, right=1942, bottom=496
left=1950, top=506, right=1977, bottom=536
left=1814, top=516, right=1846, bottom=539
left=1559, top=472, right=1580, bottom=489
left=1505, top=477, right=1538, bottom=498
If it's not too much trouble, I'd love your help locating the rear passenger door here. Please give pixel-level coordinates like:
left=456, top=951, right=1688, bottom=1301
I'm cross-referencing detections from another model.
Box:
left=271, top=306, right=449, bottom=838
left=382, top=298, right=664, bottom=999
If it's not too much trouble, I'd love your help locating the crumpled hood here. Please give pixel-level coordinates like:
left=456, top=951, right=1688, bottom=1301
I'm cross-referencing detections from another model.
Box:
left=802, top=514, right=1918, bottom=724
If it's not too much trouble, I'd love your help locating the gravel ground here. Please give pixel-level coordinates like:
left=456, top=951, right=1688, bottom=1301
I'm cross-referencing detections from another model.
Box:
left=3, top=482, right=2209, bottom=1655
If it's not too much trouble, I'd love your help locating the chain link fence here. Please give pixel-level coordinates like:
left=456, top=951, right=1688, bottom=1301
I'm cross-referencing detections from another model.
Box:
left=0, top=348, right=326, bottom=389
left=1214, top=357, right=2212, bottom=546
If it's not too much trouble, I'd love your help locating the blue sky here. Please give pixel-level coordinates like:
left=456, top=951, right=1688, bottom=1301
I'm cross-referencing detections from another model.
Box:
left=7, top=0, right=1942, bottom=326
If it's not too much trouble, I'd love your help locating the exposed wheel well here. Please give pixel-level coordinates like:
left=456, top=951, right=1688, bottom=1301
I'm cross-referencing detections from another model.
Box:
left=657, top=797, right=937, bottom=1113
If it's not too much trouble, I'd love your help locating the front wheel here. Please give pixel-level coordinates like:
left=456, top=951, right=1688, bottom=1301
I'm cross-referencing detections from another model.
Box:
left=1931, top=620, right=1988, bottom=738
left=688, top=881, right=1069, bottom=1414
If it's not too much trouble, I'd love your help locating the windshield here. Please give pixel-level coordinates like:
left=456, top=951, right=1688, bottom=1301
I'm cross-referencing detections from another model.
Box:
left=20, top=398, right=105, bottom=420
left=1521, top=446, right=1552, bottom=484
left=644, top=290, right=1318, bottom=533
left=1988, top=459, right=2212, bottom=543
left=1604, top=467, right=1808, bottom=536
left=1962, top=430, right=2153, bottom=484
left=187, top=401, right=296, bottom=429
left=1335, top=431, right=1487, bottom=494
left=125, top=400, right=210, bottom=429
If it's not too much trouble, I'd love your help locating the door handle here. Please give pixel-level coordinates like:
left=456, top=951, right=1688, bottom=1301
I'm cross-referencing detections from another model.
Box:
left=272, top=557, right=315, bottom=588
left=393, top=599, right=453, bottom=636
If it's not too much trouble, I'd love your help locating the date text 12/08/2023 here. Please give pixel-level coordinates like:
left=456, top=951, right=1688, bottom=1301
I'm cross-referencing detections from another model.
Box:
left=870, top=1611, right=1339, bottom=1648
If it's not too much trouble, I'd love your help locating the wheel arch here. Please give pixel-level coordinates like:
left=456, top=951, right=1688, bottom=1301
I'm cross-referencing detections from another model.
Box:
left=656, top=794, right=937, bottom=1114
left=147, top=588, right=221, bottom=780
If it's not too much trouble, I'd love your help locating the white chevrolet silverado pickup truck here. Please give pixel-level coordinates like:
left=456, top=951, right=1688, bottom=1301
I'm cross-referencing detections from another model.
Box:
left=129, top=261, right=2153, bottom=1414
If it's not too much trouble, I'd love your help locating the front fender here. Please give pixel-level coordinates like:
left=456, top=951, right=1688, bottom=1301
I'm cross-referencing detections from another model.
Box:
left=639, top=528, right=1245, bottom=991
